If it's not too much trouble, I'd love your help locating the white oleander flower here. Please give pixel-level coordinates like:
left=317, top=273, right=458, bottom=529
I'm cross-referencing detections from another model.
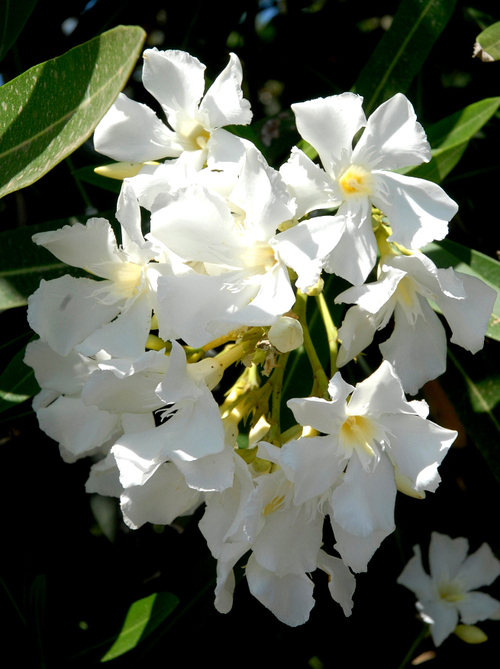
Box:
left=397, top=532, right=500, bottom=646
left=280, top=92, right=458, bottom=285
left=283, top=361, right=457, bottom=570
left=149, top=145, right=303, bottom=347
left=81, top=342, right=228, bottom=492
left=27, top=183, right=175, bottom=359
left=199, top=441, right=355, bottom=626
left=94, top=49, right=252, bottom=166
left=24, top=339, right=121, bottom=462
left=334, top=251, right=497, bottom=394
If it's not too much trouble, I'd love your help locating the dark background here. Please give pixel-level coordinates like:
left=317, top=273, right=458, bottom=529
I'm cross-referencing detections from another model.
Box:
left=1, top=1, right=500, bottom=667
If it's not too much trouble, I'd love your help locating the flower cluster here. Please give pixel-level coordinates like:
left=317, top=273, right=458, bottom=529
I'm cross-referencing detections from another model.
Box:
left=25, top=49, right=496, bottom=625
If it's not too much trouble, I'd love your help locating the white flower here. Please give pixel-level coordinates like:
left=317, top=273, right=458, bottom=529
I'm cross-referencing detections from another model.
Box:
left=24, top=340, right=121, bottom=462
left=334, top=251, right=497, bottom=394
left=397, top=532, right=500, bottom=646
left=27, top=183, right=172, bottom=358
left=284, top=361, right=457, bottom=569
left=149, top=145, right=300, bottom=346
left=82, top=342, right=227, bottom=490
left=281, top=93, right=458, bottom=285
left=199, top=441, right=355, bottom=626
left=94, top=49, right=252, bottom=165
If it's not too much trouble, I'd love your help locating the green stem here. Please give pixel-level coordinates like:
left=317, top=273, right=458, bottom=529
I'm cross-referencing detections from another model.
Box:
left=267, top=352, right=290, bottom=445
left=295, top=290, right=330, bottom=398
left=397, top=625, right=429, bottom=669
left=315, top=292, right=338, bottom=376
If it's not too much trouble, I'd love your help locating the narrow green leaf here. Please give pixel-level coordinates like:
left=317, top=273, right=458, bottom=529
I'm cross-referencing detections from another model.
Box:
left=0, top=25, right=146, bottom=198
left=0, top=0, right=38, bottom=63
left=475, top=21, right=500, bottom=61
left=70, top=164, right=122, bottom=194
left=441, top=347, right=500, bottom=487
left=101, top=592, right=179, bottom=662
left=0, top=213, right=115, bottom=310
left=0, top=345, right=39, bottom=414
left=421, top=239, right=500, bottom=342
left=399, top=97, right=500, bottom=182
left=402, top=142, right=468, bottom=183
left=424, top=97, right=500, bottom=149
left=353, top=0, right=457, bottom=115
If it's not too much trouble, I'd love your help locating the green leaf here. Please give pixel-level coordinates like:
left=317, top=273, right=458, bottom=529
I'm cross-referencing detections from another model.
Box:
left=421, top=239, right=500, bottom=342
left=0, top=222, right=76, bottom=310
left=353, top=0, right=457, bottom=115
left=70, top=164, right=123, bottom=194
left=425, top=97, right=500, bottom=149
left=401, top=142, right=468, bottom=183
left=441, top=347, right=500, bottom=487
left=475, top=21, right=500, bottom=61
left=399, top=96, right=500, bottom=182
left=0, top=212, right=116, bottom=310
left=0, top=24, right=146, bottom=198
left=0, top=0, right=38, bottom=63
left=101, top=592, right=179, bottom=662
left=0, top=344, right=39, bottom=414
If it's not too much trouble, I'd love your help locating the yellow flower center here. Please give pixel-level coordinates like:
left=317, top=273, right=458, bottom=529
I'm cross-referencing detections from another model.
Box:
left=107, top=262, right=144, bottom=299
left=177, top=117, right=211, bottom=152
left=338, top=164, right=374, bottom=197
left=340, top=414, right=377, bottom=458
left=241, top=241, right=277, bottom=271
left=263, top=494, right=285, bottom=516
left=438, top=581, right=465, bottom=603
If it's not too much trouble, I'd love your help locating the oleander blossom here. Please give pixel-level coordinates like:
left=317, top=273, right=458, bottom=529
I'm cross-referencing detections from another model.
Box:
left=334, top=250, right=497, bottom=394
left=280, top=92, right=458, bottom=285
left=283, top=361, right=458, bottom=570
left=397, top=532, right=500, bottom=646
left=199, top=441, right=356, bottom=626
left=27, top=182, right=174, bottom=359
left=93, top=49, right=252, bottom=167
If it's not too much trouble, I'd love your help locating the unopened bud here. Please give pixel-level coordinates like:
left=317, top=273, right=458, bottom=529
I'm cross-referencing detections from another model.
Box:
left=94, top=161, right=159, bottom=180
left=268, top=317, right=304, bottom=353
left=454, top=624, right=488, bottom=644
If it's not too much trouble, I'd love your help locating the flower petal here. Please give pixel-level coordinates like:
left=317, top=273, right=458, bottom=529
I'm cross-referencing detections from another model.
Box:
left=199, top=53, right=252, bottom=128
left=371, top=171, right=458, bottom=249
left=291, top=93, right=366, bottom=174
left=353, top=93, right=431, bottom=170
left=142, top=48, right=205, bottom=119
left=94, top=92, right=181, bottom=162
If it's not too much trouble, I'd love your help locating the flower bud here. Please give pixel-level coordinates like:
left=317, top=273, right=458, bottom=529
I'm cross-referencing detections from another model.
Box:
left=454, top=624, right=488, bottom=644
left=94, top=161, right=159, bottom=180
left=268, top=317, right=304, bottom=352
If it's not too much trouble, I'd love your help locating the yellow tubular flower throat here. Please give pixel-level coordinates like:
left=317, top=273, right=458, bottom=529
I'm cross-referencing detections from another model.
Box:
left=338, top=164, right=374, bottom=198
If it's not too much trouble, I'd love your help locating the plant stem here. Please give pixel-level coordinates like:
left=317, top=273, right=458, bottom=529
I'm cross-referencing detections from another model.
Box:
left=315, top=291, right=338, bottom=376
left=295, top=290, right=329, bottom=398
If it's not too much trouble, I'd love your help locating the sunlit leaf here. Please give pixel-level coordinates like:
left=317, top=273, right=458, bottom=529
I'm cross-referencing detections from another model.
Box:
left=353, top=0, right=457, bottom=115
left=101, top=592, right=179, bottom=662
left=0, top=25, right=146, bottom=198
left=474, top=21, right=500, bottom=61
left=400, top=97, right=500, bottom=182
left=422, top=239, right=500, bottom=342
